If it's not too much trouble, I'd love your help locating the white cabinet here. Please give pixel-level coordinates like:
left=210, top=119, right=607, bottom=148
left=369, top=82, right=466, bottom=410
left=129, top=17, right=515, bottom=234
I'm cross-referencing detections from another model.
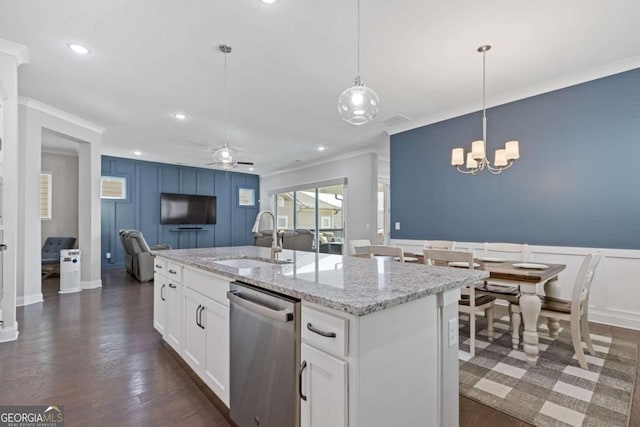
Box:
left=183, top=288, right=206, bottom=372
left=165, top=280, right=183, bottom=353
left=203, top=297, right=230, bottom=405
left=179, top=270, right=230, bottom=407
left=153, top=274, right=167, bottom=336
left=300, top=343, right=348, bottom=427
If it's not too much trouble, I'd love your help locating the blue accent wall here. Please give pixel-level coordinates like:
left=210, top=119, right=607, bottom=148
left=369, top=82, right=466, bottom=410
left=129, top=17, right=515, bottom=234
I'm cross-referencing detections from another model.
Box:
left=102, top=156, right=259, bottom=268
left=391, top=68, right=640, bottom=249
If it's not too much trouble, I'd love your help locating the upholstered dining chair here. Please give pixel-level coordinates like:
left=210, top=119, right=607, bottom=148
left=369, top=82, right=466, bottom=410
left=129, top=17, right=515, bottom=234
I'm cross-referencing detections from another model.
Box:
left=424, top=249, right=495, bottom=357
left=510, top=253, right=602, bottom=369
left=349, top=239, right=371, bottom=255
left=368, top=245, right=404, bottom=262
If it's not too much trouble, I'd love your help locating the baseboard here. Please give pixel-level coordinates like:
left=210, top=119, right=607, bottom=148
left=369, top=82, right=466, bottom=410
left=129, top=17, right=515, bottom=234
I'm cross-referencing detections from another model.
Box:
left=0, top=323, right=19, bottom=343
left=81, top=279, right=102, bottom=289
left=59, top=287, right=82, bottom=294
left=17, top=293, right=44, bottom=306
left=589, top=309, right=640, bottom=331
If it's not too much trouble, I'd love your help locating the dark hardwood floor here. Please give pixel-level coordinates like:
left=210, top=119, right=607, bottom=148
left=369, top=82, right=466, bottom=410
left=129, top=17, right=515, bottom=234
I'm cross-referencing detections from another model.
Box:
left=0, top=269, right=637, bottom=426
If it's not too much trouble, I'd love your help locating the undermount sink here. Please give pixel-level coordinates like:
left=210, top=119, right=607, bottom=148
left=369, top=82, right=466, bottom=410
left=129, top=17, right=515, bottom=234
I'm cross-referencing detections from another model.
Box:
left=211, top=258, right=287, bottom=269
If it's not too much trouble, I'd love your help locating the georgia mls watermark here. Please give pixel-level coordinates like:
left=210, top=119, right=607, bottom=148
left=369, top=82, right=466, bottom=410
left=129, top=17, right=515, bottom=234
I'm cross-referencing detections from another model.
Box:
left=0, top=406, right=64, bottom=427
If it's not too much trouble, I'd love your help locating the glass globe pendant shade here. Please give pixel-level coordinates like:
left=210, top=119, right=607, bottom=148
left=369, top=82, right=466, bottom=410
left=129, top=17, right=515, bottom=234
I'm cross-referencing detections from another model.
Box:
left=212, top=144, right=235, bottom=168
left=337, top=76, right=380, bottom=125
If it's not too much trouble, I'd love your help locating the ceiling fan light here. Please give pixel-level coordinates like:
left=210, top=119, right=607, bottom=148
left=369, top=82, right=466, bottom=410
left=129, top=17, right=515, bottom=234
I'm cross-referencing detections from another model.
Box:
left=338, top=81, right=379, bottom=125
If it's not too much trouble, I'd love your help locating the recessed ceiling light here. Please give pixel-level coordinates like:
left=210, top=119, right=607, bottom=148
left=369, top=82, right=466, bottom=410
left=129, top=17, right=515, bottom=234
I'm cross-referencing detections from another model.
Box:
left=67, top=43, right=90, bottom=55
left=317, top=146, right=326, bottom=151
left=174, top=113, right=187, bottom=120
left=249, top=167, right=255, bottom=171
left=260, top=0, right=279, bottom=4
left=134, top=151, right=142, bottom=156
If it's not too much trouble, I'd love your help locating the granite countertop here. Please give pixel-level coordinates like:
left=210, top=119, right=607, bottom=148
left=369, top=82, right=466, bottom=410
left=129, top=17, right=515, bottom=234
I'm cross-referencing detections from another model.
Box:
left=153, top=246, right=489, bottom=316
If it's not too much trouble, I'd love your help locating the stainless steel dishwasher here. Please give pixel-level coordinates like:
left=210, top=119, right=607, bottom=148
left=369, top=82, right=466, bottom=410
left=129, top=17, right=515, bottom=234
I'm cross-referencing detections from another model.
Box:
left=227, top=281, right=300, bottom=427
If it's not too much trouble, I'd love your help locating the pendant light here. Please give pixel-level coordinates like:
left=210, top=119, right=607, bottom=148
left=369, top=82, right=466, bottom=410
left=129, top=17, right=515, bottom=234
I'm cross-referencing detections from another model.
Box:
left=212, top=44, right=236, bottom=169
left=451, top=45, right=520, bottom=174
left=337, top=0, right=380, bottom=125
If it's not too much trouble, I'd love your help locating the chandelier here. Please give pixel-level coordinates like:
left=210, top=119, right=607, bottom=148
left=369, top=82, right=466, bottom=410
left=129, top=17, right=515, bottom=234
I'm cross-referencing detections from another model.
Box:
left=451, top=45, right=520, bottom=174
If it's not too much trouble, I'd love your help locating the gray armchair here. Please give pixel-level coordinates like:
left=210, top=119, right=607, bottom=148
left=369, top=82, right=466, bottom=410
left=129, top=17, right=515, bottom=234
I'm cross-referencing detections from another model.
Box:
left=119, top=230, right=171, bottom=282
left=42, top=236, right=77, bottom=278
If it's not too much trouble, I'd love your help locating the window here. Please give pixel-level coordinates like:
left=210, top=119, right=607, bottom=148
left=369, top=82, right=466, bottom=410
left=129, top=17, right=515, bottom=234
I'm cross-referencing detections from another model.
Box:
left=101, top=176, right=127, bottom=199
left=277, top=215, right=289, bottom=229
left=321, top=216, right=331, bottom=228
left=40, top=172, right=52, bottom=219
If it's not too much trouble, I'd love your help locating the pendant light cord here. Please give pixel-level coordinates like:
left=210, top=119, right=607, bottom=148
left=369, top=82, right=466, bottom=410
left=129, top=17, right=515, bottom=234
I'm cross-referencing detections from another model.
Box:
left=224, top=50, right=229, bottom=147
left=357, top=0, right=360, bottom=77
left=482, top=48, right=487, bottom=145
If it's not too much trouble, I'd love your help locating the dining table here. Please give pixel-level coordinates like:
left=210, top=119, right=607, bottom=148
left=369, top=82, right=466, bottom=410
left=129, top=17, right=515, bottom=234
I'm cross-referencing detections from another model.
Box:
left=405, top=252, right=566, bottom=366
left=475, top=259, right=566, bottom=366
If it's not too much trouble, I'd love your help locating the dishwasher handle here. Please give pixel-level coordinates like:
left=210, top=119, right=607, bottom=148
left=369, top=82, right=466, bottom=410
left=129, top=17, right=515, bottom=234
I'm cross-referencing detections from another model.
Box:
left=227, top=290, right=293, bottom=323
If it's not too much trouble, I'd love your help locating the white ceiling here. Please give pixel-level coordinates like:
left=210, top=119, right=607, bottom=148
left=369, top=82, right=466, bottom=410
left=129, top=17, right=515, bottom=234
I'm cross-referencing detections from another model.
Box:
left=2, top=0, right=640, bottom=174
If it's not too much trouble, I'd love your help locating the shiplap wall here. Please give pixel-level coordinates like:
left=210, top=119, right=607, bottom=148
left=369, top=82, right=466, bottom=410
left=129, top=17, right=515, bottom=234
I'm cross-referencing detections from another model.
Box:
left=101, top=156, right=259, bottom=269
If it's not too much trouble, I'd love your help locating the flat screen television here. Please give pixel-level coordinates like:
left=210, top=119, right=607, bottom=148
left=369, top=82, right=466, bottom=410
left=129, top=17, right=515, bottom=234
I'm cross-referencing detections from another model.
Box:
left=160, top=193, right=217, bottom=225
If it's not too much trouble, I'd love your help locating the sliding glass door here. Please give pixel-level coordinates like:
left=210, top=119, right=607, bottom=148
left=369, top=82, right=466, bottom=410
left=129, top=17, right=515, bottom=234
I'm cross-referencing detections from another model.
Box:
left=274, top=182, right=345, bottom=254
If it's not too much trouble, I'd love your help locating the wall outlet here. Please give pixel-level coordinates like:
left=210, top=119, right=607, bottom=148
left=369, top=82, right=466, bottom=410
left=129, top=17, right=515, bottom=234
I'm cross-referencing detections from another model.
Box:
left=395, top=222, right=400, bottom=230
left=105, top=252, right=111, bottom=259
left=448, top=318, right=458, bottom=347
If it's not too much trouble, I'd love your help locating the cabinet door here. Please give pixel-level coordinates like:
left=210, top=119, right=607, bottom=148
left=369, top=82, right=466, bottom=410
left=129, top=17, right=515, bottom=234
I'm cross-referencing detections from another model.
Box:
left=183, top=289, right=206, bottom=373
left=153, top=275, right=167, bottom=336
left=203, top=299, right=230, bottom=407
left=165, top=281, right=183, bottom=353
left=300, top=343, right=348, bottom=427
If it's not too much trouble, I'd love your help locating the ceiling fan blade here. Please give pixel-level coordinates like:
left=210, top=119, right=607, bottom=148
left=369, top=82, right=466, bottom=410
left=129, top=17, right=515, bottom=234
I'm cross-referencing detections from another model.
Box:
left=236, top=161, right=254, bottom=166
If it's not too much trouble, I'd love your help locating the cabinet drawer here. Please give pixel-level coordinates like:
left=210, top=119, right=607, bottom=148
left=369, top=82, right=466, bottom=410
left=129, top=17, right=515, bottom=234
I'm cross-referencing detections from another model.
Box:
left=183, top=268, right=230, bottom=307
left=154, top=258, right=168, bottom=276
left=302, top=306, right=349, bottom=357
left=166, top=261, right=183, bottom=283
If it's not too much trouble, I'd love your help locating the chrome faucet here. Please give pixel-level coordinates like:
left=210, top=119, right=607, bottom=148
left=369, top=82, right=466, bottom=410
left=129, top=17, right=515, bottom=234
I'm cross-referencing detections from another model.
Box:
left=251, top=210, right=282, bottom=260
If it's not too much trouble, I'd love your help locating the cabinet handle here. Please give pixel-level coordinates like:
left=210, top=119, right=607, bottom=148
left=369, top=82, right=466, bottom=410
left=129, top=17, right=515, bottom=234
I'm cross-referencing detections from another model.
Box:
left=299, top=360, right=308, bottom=401
left=307, top=322, right=337, bottom=338
left=197, top=306, right=205, bottom=330
left=168, top=283, right=176, bottom=289
left=160, top=284, right=165, bottom=301
left=155, top=264, right=163, bottom=269
left=168, top=269, right=177, bottom=274
left=196, top=305, right=202, bottom=327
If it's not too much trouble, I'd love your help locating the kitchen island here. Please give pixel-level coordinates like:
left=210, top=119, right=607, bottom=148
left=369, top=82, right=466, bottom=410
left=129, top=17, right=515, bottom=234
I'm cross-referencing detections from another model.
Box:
left=152, top=246, right=488, bottom=427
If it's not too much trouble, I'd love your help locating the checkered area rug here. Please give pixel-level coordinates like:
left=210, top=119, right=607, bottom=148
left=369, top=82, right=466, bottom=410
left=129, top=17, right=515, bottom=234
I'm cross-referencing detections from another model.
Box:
left=458, top=314, right=637, bottom=427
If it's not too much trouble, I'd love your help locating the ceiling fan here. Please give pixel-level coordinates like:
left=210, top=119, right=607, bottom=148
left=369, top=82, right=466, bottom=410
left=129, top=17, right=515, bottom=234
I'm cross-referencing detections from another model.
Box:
left=204, top=44, right=255, bottom=170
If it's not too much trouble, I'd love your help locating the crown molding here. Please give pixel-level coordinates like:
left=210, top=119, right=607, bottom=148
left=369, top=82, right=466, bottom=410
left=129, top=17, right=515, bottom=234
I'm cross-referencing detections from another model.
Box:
left=261, top=149, right=378, bottom=178
left=0, top=39, right=29, bottom=65
left=387, top=55, right=640, bottom=136
left=19, top=97, right=106, bottom=134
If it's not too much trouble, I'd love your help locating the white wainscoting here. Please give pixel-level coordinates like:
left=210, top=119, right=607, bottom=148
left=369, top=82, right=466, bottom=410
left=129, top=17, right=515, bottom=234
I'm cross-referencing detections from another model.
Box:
left=391, top=239, right=640, bottom=331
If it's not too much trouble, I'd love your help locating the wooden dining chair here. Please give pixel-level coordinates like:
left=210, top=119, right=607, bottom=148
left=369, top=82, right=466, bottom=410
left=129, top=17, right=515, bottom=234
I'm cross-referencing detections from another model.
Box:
left=424, top=249, right=495, bottom=357
left=423, top=240, right=456, bottom=250
left=510, top=253, right=602, bottom=369
left=368, top=245, right=404, bottom=262
left=477, top=242, right=529, bottom=326
left=349, top=239, right=372, bottom=255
